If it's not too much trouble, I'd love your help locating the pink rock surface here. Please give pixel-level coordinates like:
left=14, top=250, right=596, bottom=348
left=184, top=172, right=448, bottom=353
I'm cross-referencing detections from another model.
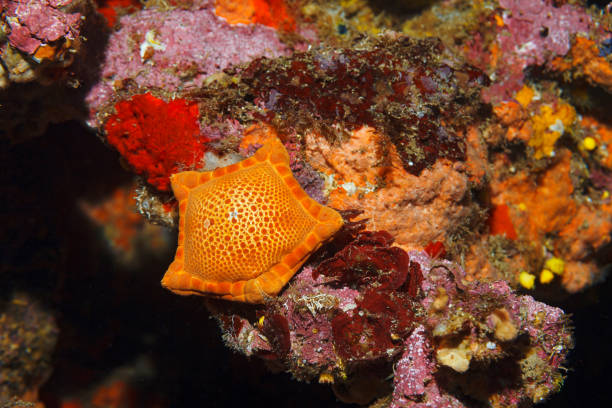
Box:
left=498, top=0, right=591, bottom=66
left=392, top=326, right=433, bottom=400
left=391, top=326, right=464, bottom=408
left=480, top=0, right=591, bottom=102
left=3, top=0, right=81, bottom=54
left=210, top=232, right=572, bottom=406
left=86, top=3, right=294, bottom=125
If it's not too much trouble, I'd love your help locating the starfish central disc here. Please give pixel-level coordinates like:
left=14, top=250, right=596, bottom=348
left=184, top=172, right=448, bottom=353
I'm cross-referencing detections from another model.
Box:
left=184, top=164, right=316, bottom=282
left=162, top=137, right=344, bottom=303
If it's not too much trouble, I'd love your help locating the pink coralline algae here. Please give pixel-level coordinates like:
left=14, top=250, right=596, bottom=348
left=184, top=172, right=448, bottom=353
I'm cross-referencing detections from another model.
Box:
left=284, top=140, right=327, bottom=204
left=86, top=0, right=295, bottom=125
left=498, top=0, right=591, bottom=66
left=0, top=0, right=86, bottom=141
left=209, top=230, right=572, bottom=407
left=2, top=0, right=81, bottom=55
left=476, top=0, right=592, bottom=102
left=391, top=326, right=460, bottom=408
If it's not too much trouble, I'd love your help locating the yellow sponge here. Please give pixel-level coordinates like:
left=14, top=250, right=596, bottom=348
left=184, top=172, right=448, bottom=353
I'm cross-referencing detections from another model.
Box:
left=540, top=269, right=555, bottom=284
left=519, top=271, right=536, bottom=289
left=544, top=257, right=565, bottom=275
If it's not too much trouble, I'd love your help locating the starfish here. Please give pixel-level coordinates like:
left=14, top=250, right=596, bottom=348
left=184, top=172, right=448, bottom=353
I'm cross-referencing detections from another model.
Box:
left=162, top=137, right=344, bottom=303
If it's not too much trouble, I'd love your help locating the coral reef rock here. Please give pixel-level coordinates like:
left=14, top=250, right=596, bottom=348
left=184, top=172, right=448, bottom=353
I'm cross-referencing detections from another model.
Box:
left=210, top=230, right=572, bottom=407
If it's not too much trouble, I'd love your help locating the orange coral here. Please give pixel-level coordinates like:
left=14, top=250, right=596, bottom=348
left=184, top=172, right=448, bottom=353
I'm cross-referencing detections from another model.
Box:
left=529, top=102, right=576, bottom=159
left=488, top=204, right=517, bottom=240
left=580, top=115, right=612, bottom=169
left=163, top=136, right=343, bottom=303
left=492, top=92, right=576, bottom=158
left=214, top=0, right=296, bottom=31
left=91, top=380, right=133, bottom=408
left=514, top=85, right=535, bottom=108
left=493, top=100, right=531, bottom=143
left=551, top=36, right=612, bottom=92
left=465, top=126, right=489, bottom=184
left=80, top=184, right=168, bottom=261
left=214, top=0, right=254, bottom=25
left=491, top=150, right=575, bottom=244
left=488, top=41, right=501, bottom=70
left=81, top=186, right=143, bottom=254
left=60, top=401, right=82, bottom=408
left=562, top=261, right=599, bottom=293
left=490, top=149, right=612, bottom=291
left=304, top=126, right=475, bottom=249
left=560, top=203, right=612, bottom=261
left=239, top=122, right=277, bottom=151
left=16, top=389, right=45, bottom=408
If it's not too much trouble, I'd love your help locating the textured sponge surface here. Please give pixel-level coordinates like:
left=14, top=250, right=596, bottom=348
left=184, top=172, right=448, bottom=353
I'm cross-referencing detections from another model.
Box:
left=184, top=163, right=316, bottom=282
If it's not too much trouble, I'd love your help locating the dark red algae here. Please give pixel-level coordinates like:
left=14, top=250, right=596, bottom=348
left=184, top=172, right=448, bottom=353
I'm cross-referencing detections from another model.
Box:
left=314, top=231, right=413, bottom=292
left=260, top=313, right=291, bottom=358
left=236, top=36, right=490, bottom=175
left=424, top=241, right=447, bottom=259
left=332, top=287, right=417, bottom=361
left=312, top=230, right=423, bottom=362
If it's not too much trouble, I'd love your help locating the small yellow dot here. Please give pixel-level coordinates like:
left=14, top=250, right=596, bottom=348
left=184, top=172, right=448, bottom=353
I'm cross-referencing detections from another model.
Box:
left=582, top=137, right=597, bottom=151
left=258, top=315, right=265, bottom=327
left=518, top=202, right=527, bottom=211
left=544, top=257, right=565, bottom=275
left=540, top=269, right=555, bottom=284
left=519, top=271, right=536, bottom=289
left=603, top=191, right=610, bottom=199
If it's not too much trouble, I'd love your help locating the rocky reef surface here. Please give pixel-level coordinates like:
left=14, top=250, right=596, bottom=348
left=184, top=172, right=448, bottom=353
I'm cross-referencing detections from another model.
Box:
left=213, top=228, right=572, bottom=406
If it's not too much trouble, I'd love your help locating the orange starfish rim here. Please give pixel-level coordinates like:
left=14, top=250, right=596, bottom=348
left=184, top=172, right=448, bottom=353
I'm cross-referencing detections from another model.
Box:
left=161, top=137, right=343, bottom=303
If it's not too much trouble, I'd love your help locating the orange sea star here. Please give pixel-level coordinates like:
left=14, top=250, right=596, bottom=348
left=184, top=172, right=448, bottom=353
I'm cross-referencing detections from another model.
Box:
left=162, top=138, right=344, bottom=303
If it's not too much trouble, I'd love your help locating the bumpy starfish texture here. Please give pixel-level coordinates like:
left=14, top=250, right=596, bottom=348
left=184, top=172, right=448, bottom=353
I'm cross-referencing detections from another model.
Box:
left=162, top=138, right=344, bottom=303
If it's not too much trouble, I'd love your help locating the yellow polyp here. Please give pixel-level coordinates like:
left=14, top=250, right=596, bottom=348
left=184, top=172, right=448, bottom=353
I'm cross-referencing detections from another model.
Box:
left=540, top=269, right=555, bottom=284
left=515, top=85, right=535, bottom=108
left=318, top=372, right=334, bottom=384
left=544, top=257, right=565, bottom=275
left=258, top=315, right=265, bottom=327
left=518, top=202, right=527, bottom=211
left=529, top=103, right=576, bottom=159
left=334, top=358, right=348, bottom=380
left=519, top=271, right=536, bottom=289
left=11, top=297, right=28, bottom=306
left=582, top=137, right=597, bottom=151
left=603, top=191, right=610, bottom=199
